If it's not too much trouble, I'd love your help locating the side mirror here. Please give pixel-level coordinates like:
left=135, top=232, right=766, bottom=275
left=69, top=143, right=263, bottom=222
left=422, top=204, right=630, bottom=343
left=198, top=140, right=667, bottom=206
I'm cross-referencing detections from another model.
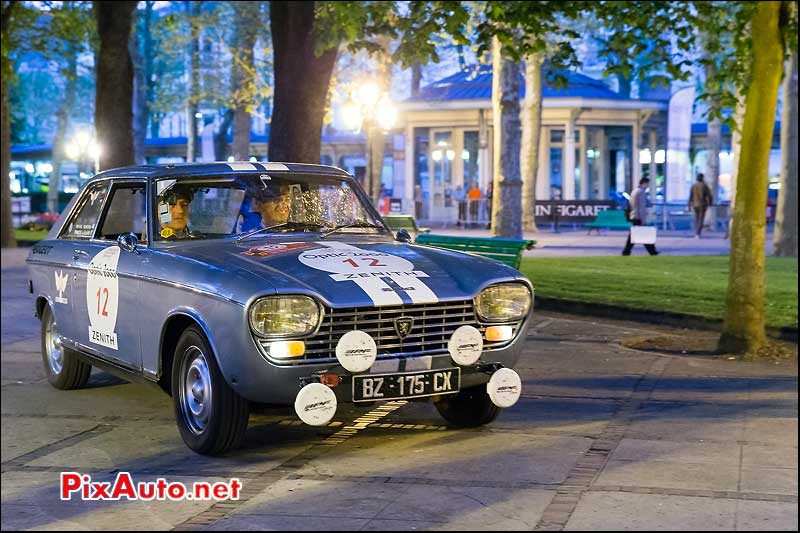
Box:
left=395, top=229, right=412, bottom=243
left=117, top=232, right=139, bottom=254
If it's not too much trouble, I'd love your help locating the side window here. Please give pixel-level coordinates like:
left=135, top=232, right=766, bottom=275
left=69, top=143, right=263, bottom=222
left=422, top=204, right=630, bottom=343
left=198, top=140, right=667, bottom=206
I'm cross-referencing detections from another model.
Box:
left=59, top=182, right=110, bottom=240
left=97, top=185, right=147, bottom=242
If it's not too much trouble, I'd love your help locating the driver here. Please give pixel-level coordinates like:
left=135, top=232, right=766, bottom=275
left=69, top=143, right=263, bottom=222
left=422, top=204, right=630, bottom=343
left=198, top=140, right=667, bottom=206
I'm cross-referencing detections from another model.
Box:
left=158, top=185, right=195, bottom=239
left=254, top=184, right=292, bottom=227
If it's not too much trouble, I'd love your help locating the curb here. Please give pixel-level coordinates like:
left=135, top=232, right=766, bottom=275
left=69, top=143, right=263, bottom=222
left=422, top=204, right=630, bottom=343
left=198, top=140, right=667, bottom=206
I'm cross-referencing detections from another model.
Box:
left=534, top=296, right=799, bottom=344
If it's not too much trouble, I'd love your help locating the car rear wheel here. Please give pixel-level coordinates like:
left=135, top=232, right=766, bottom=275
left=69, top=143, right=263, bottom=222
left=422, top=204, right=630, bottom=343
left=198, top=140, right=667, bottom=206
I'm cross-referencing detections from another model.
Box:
left=41, top=305, right=91, bottom=390
left=433, top=385, right=500, bottom=428
left=172, top=326, right=249, bottom=455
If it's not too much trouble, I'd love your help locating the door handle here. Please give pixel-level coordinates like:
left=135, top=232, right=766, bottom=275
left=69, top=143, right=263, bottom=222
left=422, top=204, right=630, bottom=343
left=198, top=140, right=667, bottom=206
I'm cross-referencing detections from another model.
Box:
left=72, top=249, right=90, bottom=261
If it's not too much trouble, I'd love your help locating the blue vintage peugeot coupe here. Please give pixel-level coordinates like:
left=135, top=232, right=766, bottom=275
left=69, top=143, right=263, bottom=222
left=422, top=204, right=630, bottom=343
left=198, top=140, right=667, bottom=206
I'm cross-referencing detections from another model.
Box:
left=27, top=163, right=532, bottom=455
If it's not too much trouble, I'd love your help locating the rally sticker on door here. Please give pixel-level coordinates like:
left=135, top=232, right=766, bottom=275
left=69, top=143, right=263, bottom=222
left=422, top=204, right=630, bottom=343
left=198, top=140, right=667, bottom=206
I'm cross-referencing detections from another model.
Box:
left=54, top=270, right=69, bottom=304
left=86, top=246, right=120, bottom=350
left=298, top=242, right=438, bottom=306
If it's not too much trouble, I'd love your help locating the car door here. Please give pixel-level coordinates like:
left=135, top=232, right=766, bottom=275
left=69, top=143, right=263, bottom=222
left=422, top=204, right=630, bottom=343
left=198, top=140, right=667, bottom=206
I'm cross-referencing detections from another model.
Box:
left=72, top=180, right=147, bottom=371
left=55, top=180, right=112, bottom=344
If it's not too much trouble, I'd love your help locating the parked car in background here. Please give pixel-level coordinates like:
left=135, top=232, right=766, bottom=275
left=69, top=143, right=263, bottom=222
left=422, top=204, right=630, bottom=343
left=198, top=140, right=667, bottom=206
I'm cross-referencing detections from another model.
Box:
left=27, top=162, right=532, bottom=455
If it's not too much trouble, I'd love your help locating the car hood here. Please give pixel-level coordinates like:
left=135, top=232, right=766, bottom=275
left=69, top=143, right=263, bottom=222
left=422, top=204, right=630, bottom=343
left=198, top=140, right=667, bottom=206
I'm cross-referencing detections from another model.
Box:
left=176, top=237, right=526, bottom=308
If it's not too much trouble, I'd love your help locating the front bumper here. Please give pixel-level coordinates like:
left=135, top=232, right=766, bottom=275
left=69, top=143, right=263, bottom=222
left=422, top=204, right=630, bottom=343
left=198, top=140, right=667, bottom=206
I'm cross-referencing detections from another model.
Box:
left=223, top=306, right=532, bottom=405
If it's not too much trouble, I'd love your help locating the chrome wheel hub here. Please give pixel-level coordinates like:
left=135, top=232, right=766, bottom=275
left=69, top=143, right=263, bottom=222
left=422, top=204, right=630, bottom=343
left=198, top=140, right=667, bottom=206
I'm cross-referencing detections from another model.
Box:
left=180, top=348, right=212, bottom=435
left=45, top=312, right=64, bottom=375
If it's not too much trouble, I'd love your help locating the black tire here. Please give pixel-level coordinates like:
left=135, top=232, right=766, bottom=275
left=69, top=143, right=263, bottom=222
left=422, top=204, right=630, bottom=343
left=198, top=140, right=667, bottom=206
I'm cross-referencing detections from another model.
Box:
left=171, top=326, right=249, bottom=455
left=41, top=305, right=91, bottom=390
left=434, top=385, right=500, bottom=428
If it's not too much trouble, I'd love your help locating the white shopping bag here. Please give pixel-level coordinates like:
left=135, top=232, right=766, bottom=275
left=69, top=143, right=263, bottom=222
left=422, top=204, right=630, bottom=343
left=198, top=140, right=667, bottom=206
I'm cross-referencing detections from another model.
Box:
left=630, top=226, right=657, bottom=244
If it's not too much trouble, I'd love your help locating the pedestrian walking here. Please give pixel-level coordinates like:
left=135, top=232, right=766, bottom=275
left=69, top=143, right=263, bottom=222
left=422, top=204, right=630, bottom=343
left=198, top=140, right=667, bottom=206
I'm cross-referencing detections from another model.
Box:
left=454, top=185, right=467, bottom=227
left=622, top=177, right=659, bottom=256
left=688, top=172, right=714, bottom=238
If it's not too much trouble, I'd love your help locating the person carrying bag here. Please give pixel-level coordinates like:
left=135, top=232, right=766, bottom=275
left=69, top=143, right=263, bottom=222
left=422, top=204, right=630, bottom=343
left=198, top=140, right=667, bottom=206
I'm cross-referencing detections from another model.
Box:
left=622, top=177, right=659, bottom=256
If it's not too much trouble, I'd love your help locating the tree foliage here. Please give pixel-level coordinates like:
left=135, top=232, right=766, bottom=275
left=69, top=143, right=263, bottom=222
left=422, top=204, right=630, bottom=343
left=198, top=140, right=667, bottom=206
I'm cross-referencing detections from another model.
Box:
left=139, top=2, right=272, bottom=141
left=314, top=1, right=471, bottom=68
left=4, top=1, right=95, bottom=144
left=475, top=1, right=582, bottom=85
left=592, top=1, right=695, bottom=90
left=696, top=1, right=797, bottom=128
left=147, top=2, right=272, bottom=131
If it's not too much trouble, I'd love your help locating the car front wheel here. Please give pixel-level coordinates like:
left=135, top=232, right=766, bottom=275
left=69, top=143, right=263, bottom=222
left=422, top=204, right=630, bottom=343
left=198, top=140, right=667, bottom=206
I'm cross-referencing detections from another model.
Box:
left=172, top=326, right=249, bottom=455
left=433, top=385, right=500, bottom=428
left=41, top=305, right=91, bottom=390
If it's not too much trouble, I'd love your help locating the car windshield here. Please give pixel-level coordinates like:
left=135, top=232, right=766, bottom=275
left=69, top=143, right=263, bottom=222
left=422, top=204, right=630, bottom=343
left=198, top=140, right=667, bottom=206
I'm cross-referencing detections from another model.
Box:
left=153, top=173, right=384, bottom=241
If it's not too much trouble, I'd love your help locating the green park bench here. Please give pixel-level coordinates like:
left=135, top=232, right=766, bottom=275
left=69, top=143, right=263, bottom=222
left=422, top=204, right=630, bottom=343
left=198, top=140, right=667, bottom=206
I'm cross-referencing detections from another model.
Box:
left=585, top=209, right=632, bottom=234
left=414, top=234, right=536, bottom=270
left=382, top=214, right=430, bottom=234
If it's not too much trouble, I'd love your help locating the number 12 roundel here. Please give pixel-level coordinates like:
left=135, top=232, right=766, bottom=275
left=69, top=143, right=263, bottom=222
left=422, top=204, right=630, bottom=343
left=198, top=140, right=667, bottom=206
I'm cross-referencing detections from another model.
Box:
left=85, top=246, right=121, bottom=351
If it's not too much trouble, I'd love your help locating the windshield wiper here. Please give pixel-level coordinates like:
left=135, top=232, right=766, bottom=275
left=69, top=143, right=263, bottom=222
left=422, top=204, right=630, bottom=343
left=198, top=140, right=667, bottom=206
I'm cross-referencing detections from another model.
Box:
left=235, top=222, right=321, bottom=241
left=320, top=222, right=385, bottom=238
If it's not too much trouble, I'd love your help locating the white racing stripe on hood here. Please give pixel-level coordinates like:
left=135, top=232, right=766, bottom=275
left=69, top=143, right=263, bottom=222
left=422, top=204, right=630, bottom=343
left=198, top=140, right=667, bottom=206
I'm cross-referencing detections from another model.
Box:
left=226, top=162, right=258, bottom=171
left=385, top=272, right=438, bottom=304
left=259, top=162, right=289, bottom=171
left=303, top=241, right=439, bottom=306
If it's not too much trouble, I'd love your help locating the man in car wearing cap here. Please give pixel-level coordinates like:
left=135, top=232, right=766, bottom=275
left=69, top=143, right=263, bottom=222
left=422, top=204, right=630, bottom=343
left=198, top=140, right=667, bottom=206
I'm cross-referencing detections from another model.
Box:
left=254, top=183, right=292, bottom=228
left=158, top=186, right=195, bottom=239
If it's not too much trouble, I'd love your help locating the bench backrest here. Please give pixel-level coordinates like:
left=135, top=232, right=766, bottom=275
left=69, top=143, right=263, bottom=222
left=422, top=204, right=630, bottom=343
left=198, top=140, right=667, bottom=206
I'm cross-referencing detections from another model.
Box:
left=415, top=234, right=535, bottom=269
left=595, top=210, right=629, bottom=222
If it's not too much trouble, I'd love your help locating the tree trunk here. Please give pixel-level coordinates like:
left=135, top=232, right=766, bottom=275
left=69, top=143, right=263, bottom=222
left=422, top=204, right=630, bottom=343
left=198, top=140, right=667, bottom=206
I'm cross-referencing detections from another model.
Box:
left=411, top=62, right=422, bottom=97
left=94, top=1, right=137, bottom=171
left=773, top=47, right=798, bottom=256
left=726, top=87, right=745, bottom=239
left=719, top=1, right=784, bottom=354
left=705, top=116, right=721, bottom=226
left=456, top=44, right=466, bottom=70
left=521, top=51, right=543, bottom=232
left=268, top=1, right=338, bottom=163
left=704, top=43, right=722, bottom=229
left=1, top=70, right=15, bottom=248
left=186, top=1, right=199, bottom=162
left=231, top=1, right=260, bottom=161
left=48, top=49, right=78, bottom=214
left=368, top=126, right=386, bottom=206
left=130, top=13, right=147, bottom=164
left=142, top=2, right=156, bottom=140
left=214, top=109, right=234, bottom=161
left=617, top=75, right=631, bottom=98
left=2, top=2, right=17, bottom=248
left=367, top=35, right=391, bottom=206
left=365, top=124, right=382, bottom=205
left=491, top=36, right=522, bottom=239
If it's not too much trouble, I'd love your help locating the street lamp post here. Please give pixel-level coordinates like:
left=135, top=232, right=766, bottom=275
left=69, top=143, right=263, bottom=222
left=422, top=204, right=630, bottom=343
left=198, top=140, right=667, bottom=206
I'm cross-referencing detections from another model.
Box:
left=342, top=80, right=397, bottom=206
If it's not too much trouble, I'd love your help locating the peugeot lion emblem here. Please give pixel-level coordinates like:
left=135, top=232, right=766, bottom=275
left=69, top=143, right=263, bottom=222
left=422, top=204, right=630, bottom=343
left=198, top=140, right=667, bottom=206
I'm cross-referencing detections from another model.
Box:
left=394, top=317, right=414, bottom=339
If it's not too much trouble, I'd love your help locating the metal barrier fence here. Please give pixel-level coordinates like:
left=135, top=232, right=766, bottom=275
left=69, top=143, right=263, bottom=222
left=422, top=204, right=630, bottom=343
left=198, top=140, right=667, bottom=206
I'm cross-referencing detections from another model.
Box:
left=419, top=199, right=733, bottom=233
left=653, top=202, right=731, bottom=232
left=462, top=199, right=490, bottom=228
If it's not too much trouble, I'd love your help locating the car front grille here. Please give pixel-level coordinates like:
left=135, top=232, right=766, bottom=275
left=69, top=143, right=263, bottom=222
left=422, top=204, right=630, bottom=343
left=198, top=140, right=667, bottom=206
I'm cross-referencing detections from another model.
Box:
left=256, top=300, right=523, bottom=364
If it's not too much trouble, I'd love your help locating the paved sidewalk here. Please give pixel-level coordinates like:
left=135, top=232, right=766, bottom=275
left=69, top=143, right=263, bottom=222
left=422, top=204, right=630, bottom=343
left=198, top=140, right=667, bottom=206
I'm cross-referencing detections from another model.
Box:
left=429, top=227, right=774, bottom=257
left=1, top=247, right=797, bottom=530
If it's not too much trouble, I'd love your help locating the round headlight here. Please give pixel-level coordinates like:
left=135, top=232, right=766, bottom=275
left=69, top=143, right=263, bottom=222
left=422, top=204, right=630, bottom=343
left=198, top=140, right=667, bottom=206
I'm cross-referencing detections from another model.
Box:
left=249, top=295, right=321, bottom=337
left=475, top=283, right=532, bottom=322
